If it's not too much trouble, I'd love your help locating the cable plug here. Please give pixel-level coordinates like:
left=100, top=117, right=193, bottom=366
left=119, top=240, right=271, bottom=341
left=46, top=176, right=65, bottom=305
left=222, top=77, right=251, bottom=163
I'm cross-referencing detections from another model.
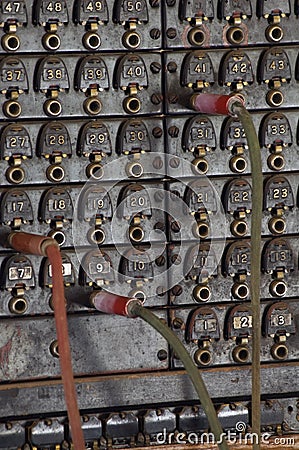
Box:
left=190, top=93, right=245, bottom=116
left=8, top=232, right=58, bottom=256
left=90, top=291, right=142, bottom=317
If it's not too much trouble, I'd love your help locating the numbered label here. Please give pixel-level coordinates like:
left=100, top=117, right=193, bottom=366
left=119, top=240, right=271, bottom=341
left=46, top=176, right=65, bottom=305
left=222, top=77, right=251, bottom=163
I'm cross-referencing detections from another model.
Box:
left=181, top=51, right=215, bottom=88
left=75, top=56, right=109, bottom=91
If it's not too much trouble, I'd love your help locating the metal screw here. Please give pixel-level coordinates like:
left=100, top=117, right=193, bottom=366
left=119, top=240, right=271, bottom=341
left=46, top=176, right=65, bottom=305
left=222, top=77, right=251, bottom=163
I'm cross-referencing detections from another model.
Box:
left=151, top=93, right=163, bottom=105
left=169, top=157, right=180, bottom=168
left=154, top=221, right=165, bottom=230
left=168, top=126, right=179, bottom=137
left=171, top=220, right=181, bottom=232
left=173, top=317, right=184, bottom=328
left=168, top=94, right=178, bottom=104
left=152, top=127, right=163, bottom=138
left=155, top=255, right=166, bottom=266
left=166, top=28, right=177, bottom=39
left=150, top=28, right=161, bottom=40
left=156, top=286, right=166, bottom=296
left=157, top=349, right=168, bottom=361
left=153, top=156, right=164, bottom=169
left=150, top=0, right=160, bottom=6
left=166, top=0, right=176, bottom=6
left=150, top=61, right=162, bottom=74
left=171, top=254, right=182, bottom=265
left=167, top=61, right=177, bottom=73
left=171, top=285, right=183, bottom=296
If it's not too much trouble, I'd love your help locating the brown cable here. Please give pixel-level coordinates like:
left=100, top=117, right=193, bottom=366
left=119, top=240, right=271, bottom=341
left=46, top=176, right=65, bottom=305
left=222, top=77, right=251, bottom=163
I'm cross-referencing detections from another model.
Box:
left=46, top=244, right=85, bottom=450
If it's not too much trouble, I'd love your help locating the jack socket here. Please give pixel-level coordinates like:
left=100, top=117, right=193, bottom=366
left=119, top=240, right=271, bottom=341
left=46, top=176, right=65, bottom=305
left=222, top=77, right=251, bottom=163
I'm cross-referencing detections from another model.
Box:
left=229, top=155, right=247, bottom=173
left=2, top=33, right=20, bottom=51
left=231, top=220, right=248, bottom=237
left=84, top=97, right=102, bottom=115
left=3, top=100, right=21, bottom=118
left=193, top=284, right=211, bottom=302
left=6, top=166, right=25, bottom=184
left=44, top=99, right=62, bottom=117
left=194, top=348, right=212, bottom=366
left=226, top=27, right=245, bottom=45
left=232, top=282, right=249, bottom=300
left=271, top=342, right=288, bottom=360
left=122, top=31, right=141, bottom=49
left=188, top=27, right=206, bottom=46
left=192, top=158, right=209, bottom=174
left=46, top=164, right=65, bottom=183
left=129, top=225, right=145, bottom=243
left=9, top=297, right=28, bottom=315
left=270, top=279, right=287, bottom=297
left=268, top=216, right=286, bottom=235
left=87, top=228, right=106, bottom=245
left=232, top=345, right=250, bottom=364
left=83, top=32, right=101, bottom=50
left=42, top=33, right=61, bottom=51
left=86, top=163, right=104, bottom=179
left=123, top=96, right=141, bottom=114
left=266, top=25, right=283, bottom=42
left=266, top=90, right=284, bottom=107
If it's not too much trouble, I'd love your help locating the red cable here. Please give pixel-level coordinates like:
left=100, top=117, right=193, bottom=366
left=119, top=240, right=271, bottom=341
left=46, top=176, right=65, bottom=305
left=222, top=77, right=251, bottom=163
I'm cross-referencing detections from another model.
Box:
left=8, top=232, right=85, bottom=448
left=46, top=245, right=85, bottom=450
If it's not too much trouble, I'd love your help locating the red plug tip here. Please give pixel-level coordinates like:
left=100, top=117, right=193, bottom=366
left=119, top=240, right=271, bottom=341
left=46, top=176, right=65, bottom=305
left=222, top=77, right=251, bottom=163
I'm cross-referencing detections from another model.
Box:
left=190, top=93, right=245, bottom=116
left=90, top=291, right=140, bottom=317
left=8, top=232, right=57, bottom=256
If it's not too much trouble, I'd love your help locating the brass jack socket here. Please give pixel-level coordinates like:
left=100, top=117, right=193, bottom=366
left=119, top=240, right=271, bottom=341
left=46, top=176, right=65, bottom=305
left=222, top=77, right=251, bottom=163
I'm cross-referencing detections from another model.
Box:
left=268, top=216, right=286, bottom=235
left=194, top=348, right=212, bottom=366
left=126, top=161, right=144, bottom=178
left=267, top=153, right=285, bottom=171
left=2, top=33, right=20, bottom=51
left=193, top=284, right=211, bottom=302
left=266, top=90, right=284, bottom=107
left=231, top=220, right=248, bottom=237
left=87, top=228, right=106, bottom=245
left=42, top=33, right=61, bottom=51
left=9, top=297, right=28, bottom=315
left=270, top=279, right=287, bottom=297
left=44, top=99, right=62, bottom=117
left=271, top=342, right=288, bottom=360
left=3, top=100, right=21, bottom=118
left=232, top=345, right=250, bottom=364
left=192, top=158, right=209, bottom=174
left=86, top=163, right=104, bottom=179
left=123, top=96, right=141, bottom=114
left=227, top=27, right=245, bottom=45
left=229, top=155, right=247, bottom=173
left=188, top=27, right=206, bottom=46
left=83, top=32, right=101, bottom=50
left=129, top=225, right=145, bottom=243
left=266, top=25, right=283, bottom=42
left=50, top=340, right=60, bottom=358
left=193, top=221, right=210, bottom=239
left=122, top=31, right=141, bottom=49
left=46, top=164, right=65, bottom=183
left=84, top=96, right=102, bottom=116
left=6, top=166, right=25, bottom=184
left=232, top=282, right=249, bottom=300
left=129, top=289, right=146, bottom=303
left=48, top=230, right=66, bottom=247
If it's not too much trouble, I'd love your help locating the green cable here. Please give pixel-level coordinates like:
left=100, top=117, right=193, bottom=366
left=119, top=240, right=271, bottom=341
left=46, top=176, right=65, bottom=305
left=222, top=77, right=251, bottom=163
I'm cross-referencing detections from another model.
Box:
left=232, top=103, right=263, bottom=450
left=129, top=301, right=230, bottom=450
